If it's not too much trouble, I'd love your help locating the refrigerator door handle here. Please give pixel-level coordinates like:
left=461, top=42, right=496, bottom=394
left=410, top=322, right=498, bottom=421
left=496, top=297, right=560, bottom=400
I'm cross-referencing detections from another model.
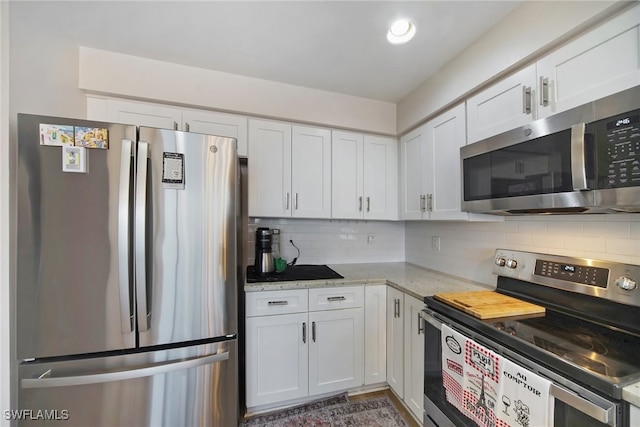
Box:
left=21, top=352, right=230, bottom=389
left=118, top=139, right=135, bottom=334
left=135, top=140, right=151, bottom=332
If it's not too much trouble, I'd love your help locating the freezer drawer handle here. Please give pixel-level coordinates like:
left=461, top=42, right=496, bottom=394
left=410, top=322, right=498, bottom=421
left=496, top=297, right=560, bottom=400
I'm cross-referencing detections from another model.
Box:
left=21, top=352, right=230, bottom=389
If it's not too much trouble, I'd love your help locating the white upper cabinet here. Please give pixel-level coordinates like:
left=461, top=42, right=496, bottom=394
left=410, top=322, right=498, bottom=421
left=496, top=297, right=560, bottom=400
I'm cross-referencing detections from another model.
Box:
left=291, top=125, right=332, bottom=218
left=248, top=119, right=292, bottom=218
left=332, top=131, right=397, bottom=220
left=86, top=97, right=248, bottom=156
left=401, top=103, right=492, bottom=221
left=466, top=65, right=537, bottom=144
left=536, top=4, right=640, bottom=119
left=182, top=109, right=248, bottom=157
left=467, top=4, right=640, bottom=143
left=248, top=119, right=331, bottom=218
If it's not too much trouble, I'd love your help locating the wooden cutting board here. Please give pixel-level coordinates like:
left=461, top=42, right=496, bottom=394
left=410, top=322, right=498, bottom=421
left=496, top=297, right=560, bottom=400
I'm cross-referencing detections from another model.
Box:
left=433, top=290, right=545, bottom=319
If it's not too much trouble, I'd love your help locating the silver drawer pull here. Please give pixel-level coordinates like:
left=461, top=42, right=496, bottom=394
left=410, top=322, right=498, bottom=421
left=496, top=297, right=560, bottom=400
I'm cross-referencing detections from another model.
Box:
left=327, top=296, right=346, bottom=302
left=268, top=300, right=289, bottom=306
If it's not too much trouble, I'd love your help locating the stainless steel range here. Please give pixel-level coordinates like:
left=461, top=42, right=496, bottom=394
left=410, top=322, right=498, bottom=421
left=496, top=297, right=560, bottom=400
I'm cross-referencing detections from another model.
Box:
left=422, top=249, right=640, bottom=427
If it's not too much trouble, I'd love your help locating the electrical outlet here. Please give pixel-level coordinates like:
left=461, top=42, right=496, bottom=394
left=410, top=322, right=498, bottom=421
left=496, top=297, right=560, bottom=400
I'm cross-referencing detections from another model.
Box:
left=367, top=235, right=376, bottom=244
left=431, top=236, right=441, bottom=251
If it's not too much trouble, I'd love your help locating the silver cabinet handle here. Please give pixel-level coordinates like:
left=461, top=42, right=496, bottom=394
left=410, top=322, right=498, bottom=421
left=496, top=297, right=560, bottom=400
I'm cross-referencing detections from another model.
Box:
left=267, top=300, right=289, bottom=306
left=135, top=141, right=151, bottom=332
left=184, top=122, right=190, bottom=132
left=327, top=296, right=346, bottom=302
left=294, top=193, right=299, bottom=210
left=539, top=76, right=549, bottom=107
left=358, top=196, right=363, bottom=212
left=21, top=352, right=229, bottom=389
left=118, top=139, right=134, bottom=334
left=570, top=123, right=589, bottom=191
left=302, top=322, right=306, bottom=344
left=420, top=195, right=426, bottom=212
left=550, top=384, right=614, bottom=426
left=173, top=121, right=178, bottom=131
left=427, top=194, right=433, bottom=212
left=285, top=192, right=290, bottom=210
left=366, top=197, right=371, bottom=212
left=312, top=321, right=316, bottom=342
left=522, top=86, right=532, bottom=114
left=394, top=298, right=400, bottom=318
left=417, top=312, right=425, bottom=335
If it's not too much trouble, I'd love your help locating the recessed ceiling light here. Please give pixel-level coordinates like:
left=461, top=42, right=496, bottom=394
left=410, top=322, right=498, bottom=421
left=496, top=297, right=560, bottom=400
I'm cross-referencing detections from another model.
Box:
left=387, top=19, right=416, bottom=45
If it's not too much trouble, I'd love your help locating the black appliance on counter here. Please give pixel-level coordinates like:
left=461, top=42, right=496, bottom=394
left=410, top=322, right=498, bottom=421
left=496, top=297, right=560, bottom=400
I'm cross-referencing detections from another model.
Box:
left=422, top=249, right=640, bottom=427
left=246, top=264, right=343, bottom=283
left=254, top=227, right=275, bottom=274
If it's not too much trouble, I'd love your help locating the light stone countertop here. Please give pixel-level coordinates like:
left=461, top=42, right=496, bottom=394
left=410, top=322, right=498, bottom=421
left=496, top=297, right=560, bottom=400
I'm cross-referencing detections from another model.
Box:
left=623, top=382, right=640, bottom=408
left=244, top=262, right=493, bottom=301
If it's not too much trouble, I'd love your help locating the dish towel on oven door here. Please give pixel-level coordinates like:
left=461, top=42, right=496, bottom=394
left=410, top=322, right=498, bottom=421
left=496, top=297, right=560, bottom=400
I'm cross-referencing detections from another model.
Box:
left=441, top=325, right=552, bottom=427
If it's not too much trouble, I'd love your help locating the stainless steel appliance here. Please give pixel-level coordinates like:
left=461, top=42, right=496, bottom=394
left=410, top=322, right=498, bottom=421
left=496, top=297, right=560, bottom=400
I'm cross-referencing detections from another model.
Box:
left=461, top=85, right=640, bottom=215
left=254, top=227, right=275, bottom=274
left=15, top=114, right=239, bottom=426
left=422, top=249, right=640, bottom=427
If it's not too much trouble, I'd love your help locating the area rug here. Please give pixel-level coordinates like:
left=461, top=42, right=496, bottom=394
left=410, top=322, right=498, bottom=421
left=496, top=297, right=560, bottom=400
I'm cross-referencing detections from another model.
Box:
left=240, top=393, right=409, bottom=427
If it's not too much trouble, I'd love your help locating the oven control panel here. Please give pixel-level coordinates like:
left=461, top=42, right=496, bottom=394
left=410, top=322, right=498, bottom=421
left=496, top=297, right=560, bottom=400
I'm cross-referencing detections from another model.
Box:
left=533, top=260, right=609, bottom=287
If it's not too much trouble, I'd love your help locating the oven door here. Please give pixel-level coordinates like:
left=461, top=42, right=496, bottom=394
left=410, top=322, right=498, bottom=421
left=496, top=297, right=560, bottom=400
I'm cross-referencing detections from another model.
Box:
left=421, top=309, right=624, bottom=427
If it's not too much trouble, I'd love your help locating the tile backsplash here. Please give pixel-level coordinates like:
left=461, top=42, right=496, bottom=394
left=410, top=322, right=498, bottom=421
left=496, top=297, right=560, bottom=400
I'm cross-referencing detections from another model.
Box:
left=247, top=218, right=405, bottom=266
left=406, top=214, right=640, bottom=286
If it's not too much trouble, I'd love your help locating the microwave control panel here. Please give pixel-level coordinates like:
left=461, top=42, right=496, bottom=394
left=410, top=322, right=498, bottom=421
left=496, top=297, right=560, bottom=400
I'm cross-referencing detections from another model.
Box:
left=591, top=109, right=640, bottom=188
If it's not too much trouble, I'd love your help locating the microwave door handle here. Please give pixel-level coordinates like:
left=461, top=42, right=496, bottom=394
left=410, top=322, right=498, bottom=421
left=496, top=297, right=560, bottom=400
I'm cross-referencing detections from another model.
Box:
left=118, top=139, right=135, bottom=334
left=135, top=140, right=150, bottom=332
left=570, top=123, right=589, bottom=190
left=549, top=384, right=615, bottom=426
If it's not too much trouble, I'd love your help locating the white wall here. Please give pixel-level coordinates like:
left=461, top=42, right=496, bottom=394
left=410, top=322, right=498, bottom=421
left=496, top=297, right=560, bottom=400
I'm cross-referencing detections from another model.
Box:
left=1, top=1, right=11, bottom=424
left=397, top=1, right=625, bottom=133
left=406, top=215, right=640, bottom=286
left=248, top=218, right=405, bottom=266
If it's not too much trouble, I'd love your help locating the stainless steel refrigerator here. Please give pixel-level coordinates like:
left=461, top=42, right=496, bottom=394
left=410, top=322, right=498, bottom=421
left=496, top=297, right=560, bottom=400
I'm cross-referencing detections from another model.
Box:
left=15, top=114, right=239, bottom=426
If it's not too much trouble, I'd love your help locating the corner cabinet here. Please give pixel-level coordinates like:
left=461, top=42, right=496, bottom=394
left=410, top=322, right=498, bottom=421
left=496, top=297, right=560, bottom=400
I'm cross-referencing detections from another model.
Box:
left=248, top=119, right=331, bottom=218
left=331, top=131, right=398, bottom=220
left=400, top=103, right=482, bottom=221
left=467, top=4, right=640, bottom=143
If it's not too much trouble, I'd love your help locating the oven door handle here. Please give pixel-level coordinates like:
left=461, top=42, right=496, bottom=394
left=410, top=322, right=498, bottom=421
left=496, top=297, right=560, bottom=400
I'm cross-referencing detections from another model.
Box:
left=550, top=383, right=615, bottom=426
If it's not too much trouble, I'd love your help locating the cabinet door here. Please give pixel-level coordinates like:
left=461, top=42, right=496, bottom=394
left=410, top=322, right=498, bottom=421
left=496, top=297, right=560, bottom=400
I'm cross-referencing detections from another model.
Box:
left=386, top=287, right=404, bottom=397
left=364, top=285, right=387, bottom=385
left=427, top=103, right=469, bottom=221
left=400, top=125, right=427, bottom=220
left=245, top=313, right=308, bottom=407
left=248, top=119, right=292, bottom=217
left=403, top=295, right=425, bottom=422
left=308, top=308, right=364, bottom=396
left=331, top=131, right=364, bottom=219
left=182, top=109, right=248, bottom=157
left=466, top=65, right=536, bottom=144
left=363, top=136, right=398, bottom=220
left=291, top=125, right=332, bottom=218
left=537, top=5, right=640, bottom=119
left=105, top=99, right=183, bottom=130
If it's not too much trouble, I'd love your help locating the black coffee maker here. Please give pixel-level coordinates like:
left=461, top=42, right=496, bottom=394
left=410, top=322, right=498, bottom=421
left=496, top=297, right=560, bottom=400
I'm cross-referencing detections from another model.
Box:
left=254, top=227, right=275, bottom=274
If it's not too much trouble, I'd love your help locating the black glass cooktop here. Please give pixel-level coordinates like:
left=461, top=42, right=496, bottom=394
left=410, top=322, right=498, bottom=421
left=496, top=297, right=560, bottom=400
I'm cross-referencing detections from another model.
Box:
left=246, top=264, right=343, bottom=283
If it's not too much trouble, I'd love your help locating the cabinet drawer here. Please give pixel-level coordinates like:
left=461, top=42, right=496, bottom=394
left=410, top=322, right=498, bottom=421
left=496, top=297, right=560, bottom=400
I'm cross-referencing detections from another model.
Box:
left=246, top=289, right=308, bottom=317
left=309, top=286, right=364, bottom=311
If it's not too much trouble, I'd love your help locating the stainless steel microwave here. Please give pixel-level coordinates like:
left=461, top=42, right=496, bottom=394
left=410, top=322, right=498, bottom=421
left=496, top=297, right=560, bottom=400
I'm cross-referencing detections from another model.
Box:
left=461, top=85, right=640, bottom=215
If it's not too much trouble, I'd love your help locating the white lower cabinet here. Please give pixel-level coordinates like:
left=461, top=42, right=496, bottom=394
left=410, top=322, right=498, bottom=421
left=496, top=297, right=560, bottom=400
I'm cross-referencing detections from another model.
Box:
left=364, top=284, right=387, bottom=385
left=403, top=295, right=426, bottom=421
left=387, top=287, right=426, bottom=423
left=246, top=286, right=366, bottom=410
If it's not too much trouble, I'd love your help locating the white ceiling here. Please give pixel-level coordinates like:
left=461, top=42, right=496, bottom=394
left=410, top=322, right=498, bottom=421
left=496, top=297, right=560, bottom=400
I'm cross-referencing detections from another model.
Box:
left=13, top=1, right=522, bottom=103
